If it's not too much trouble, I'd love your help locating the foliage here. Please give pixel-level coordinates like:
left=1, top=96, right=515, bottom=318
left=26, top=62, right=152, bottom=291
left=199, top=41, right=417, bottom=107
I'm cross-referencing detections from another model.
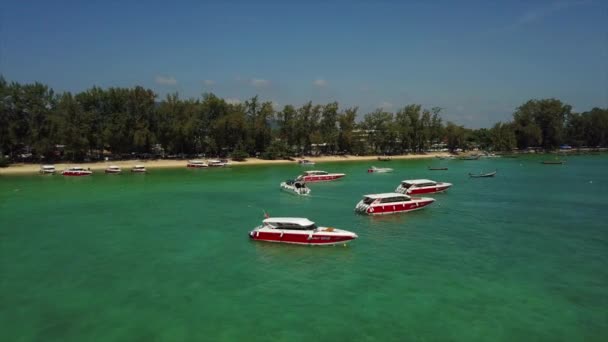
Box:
left=229, top=149, right=249, bottom=161
left=0, top=75, right=605, bottom=161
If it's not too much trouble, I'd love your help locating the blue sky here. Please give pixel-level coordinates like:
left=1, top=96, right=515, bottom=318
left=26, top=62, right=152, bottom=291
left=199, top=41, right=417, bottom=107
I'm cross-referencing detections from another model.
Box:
left=1, top=0, right=606, bottom=127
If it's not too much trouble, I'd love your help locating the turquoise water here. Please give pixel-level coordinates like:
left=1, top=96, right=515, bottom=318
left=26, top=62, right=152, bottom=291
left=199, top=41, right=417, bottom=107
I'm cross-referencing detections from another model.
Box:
left=1, top=156, right=607, bottom=341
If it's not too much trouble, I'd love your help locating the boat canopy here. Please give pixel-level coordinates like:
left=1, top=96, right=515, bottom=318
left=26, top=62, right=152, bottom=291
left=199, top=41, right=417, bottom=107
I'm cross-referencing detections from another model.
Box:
left=41, top=165, right=55, bottom=169
left=305, top=170, right=328, bottom=175
left=363, top=192, right=411, bottom=200
left=402, top=179, right=436, bottom=186
left=264, top=217, right=315, bottom=226
left=134, top=165, right=145, bottom=168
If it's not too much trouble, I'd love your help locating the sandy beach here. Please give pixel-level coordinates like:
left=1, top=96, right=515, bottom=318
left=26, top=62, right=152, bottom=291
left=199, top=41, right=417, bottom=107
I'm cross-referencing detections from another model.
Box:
left=0, top=153, right=451, bottom=175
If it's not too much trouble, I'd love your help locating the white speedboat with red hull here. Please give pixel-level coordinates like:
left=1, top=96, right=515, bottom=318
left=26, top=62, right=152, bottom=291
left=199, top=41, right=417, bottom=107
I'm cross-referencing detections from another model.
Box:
left=62, top=166, right=92, bottom=176
left=355, top=193, right=435, bottom=215
left=395, top=179, right=452, bottom=195
left=187, top=160, right=208, bottom=168
left=249, top=218, right=358, bottom=246
left=296, top=170, right=345, bottom=183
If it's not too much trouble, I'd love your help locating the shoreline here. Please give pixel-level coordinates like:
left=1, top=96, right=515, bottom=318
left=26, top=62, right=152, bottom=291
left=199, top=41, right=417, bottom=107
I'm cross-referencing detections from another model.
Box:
left=0, top=153, right=451, bottom=175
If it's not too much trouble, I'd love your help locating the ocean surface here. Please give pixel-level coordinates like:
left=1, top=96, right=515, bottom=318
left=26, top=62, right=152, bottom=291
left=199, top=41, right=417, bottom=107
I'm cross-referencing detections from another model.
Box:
left=1, top=155, right=607, bottom=341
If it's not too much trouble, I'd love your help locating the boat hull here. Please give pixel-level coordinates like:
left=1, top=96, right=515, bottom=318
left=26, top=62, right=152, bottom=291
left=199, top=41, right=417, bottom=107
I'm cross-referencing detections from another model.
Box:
left=62, top=171, right=92, bottom=176
left=355, top=198, right=435, bottom=215
left=187, top=164, right=208, bottom=168
left=280, top=184, right=310, bottom=196
left=249, top=231, right=356, bottom=245
left=105, top=170, right=121, bottom=174
left=301, top=174, right=345, bottom=182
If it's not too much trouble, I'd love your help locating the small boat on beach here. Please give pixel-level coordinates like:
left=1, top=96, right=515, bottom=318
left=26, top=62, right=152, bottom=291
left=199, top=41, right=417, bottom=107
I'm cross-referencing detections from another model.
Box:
left=187, top=160, right=208, bottom=168
left=296, top=170, right=345, bottom=182
left=298, top=159, right=315, bottom=166
left=249, top=217, right=358, bottom=246
left=105, top=165, right=122, bottom=174
left=469, top=171, right=497, bottom=178
left=131, top=165, right=147, bottom=173
left=541, top=160, right=565, bottom=165
left=367, top=166, right=393, bottom=173
left=460, top=155, right=481, bottom=160
left=62, top=166, right=92, bottom=176
left=208, top=159, right=230, bottom=167
left=39, top=165, right=56, bottom=174
left=428, top=166, right=448, bottom=171
left=395, top=179, right=452, bottom=195
left=355, top=193, right=435, bottom=215
left=378, top=156, right=392, bottom=161
left=280, top=180, right=311, bottom=196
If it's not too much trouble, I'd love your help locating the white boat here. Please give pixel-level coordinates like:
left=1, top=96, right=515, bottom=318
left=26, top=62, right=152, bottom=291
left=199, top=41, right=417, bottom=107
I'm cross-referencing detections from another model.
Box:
left=131, top=165, right=147, bottom=173
left=280, top=180, right=311, bottom=196
left=187, top=160, right=208, bottom=168
left=105, top=165, right=122, bottom=174
left=39, top=165, right=56, bottom=174
left=208, top=159, right=230, bottom=167
left=249, top=217, right=358, bottom=246
left=367, top=166, right=393, bottom=173
left=298, top=159, right=315, bottom=166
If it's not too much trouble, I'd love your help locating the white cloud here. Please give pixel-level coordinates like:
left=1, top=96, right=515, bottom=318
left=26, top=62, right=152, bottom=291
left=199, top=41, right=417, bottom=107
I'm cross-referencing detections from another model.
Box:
left=313, top=79, right=327, bottom=87
left=511, top=0, right=590, bottom=28
left=203, top=80, right=215, bottom=86
left=250, top=78, right=270, bottom=87
left=379, top=101, right=393, bottom=109
left=155, top=75, right=177, bottom=86
left=225, top=98, right=241, bottom=105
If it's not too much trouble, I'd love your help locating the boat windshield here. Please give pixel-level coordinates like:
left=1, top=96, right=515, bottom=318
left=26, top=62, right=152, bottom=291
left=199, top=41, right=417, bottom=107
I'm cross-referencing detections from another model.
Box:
left=271, top=222, right=317, bottom=230
left=363, top=197, right=375, bottom=205
left=380, top=196, right=409, bottom=203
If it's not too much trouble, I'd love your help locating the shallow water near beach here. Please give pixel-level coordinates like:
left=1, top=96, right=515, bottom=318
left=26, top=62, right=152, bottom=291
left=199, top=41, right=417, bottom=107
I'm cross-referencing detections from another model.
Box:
left=1, top=155, right=607, bottom=341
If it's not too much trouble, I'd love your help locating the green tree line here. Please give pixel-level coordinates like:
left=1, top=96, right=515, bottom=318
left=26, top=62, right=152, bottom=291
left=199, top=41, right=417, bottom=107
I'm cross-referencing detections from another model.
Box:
left=1, top=76, right=607, bottom=163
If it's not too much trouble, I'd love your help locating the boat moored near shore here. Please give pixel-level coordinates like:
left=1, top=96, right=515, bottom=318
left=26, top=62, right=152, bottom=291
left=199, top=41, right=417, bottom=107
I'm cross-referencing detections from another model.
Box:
left=187, top=160, right=208, bottom=168
left=105, top=165, right=122, bottom=174
left=131, top=165, right=147, bottom=173
left=62, top=166, right=92, bottom=176
left=395, top=179, right=452, bottom=195
left=208, top=159, right=230, bottom=167
left=355, top=193, right=435, bottom=215
left=298, top=159, right=315, bottom=166
left=39, top=165, right=56, bottom=174
left=249, top=217, right=358, bottom=246
left=296, top=170, right=345, bottom=182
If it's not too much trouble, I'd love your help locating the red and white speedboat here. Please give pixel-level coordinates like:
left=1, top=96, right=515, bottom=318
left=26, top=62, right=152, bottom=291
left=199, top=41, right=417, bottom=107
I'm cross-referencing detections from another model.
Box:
left=296, top=170, right=345, bottom=182
left=62, top=166, right=92, bottom=176
left=355, top=193, right=435, bottom=215
left=105, top=165, right=122, bottom=174
left=249, top=217, right=358, bottom=246
left=395, top=179, right=452, bottom=195
left=187, top=160, right=208, bottom=168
